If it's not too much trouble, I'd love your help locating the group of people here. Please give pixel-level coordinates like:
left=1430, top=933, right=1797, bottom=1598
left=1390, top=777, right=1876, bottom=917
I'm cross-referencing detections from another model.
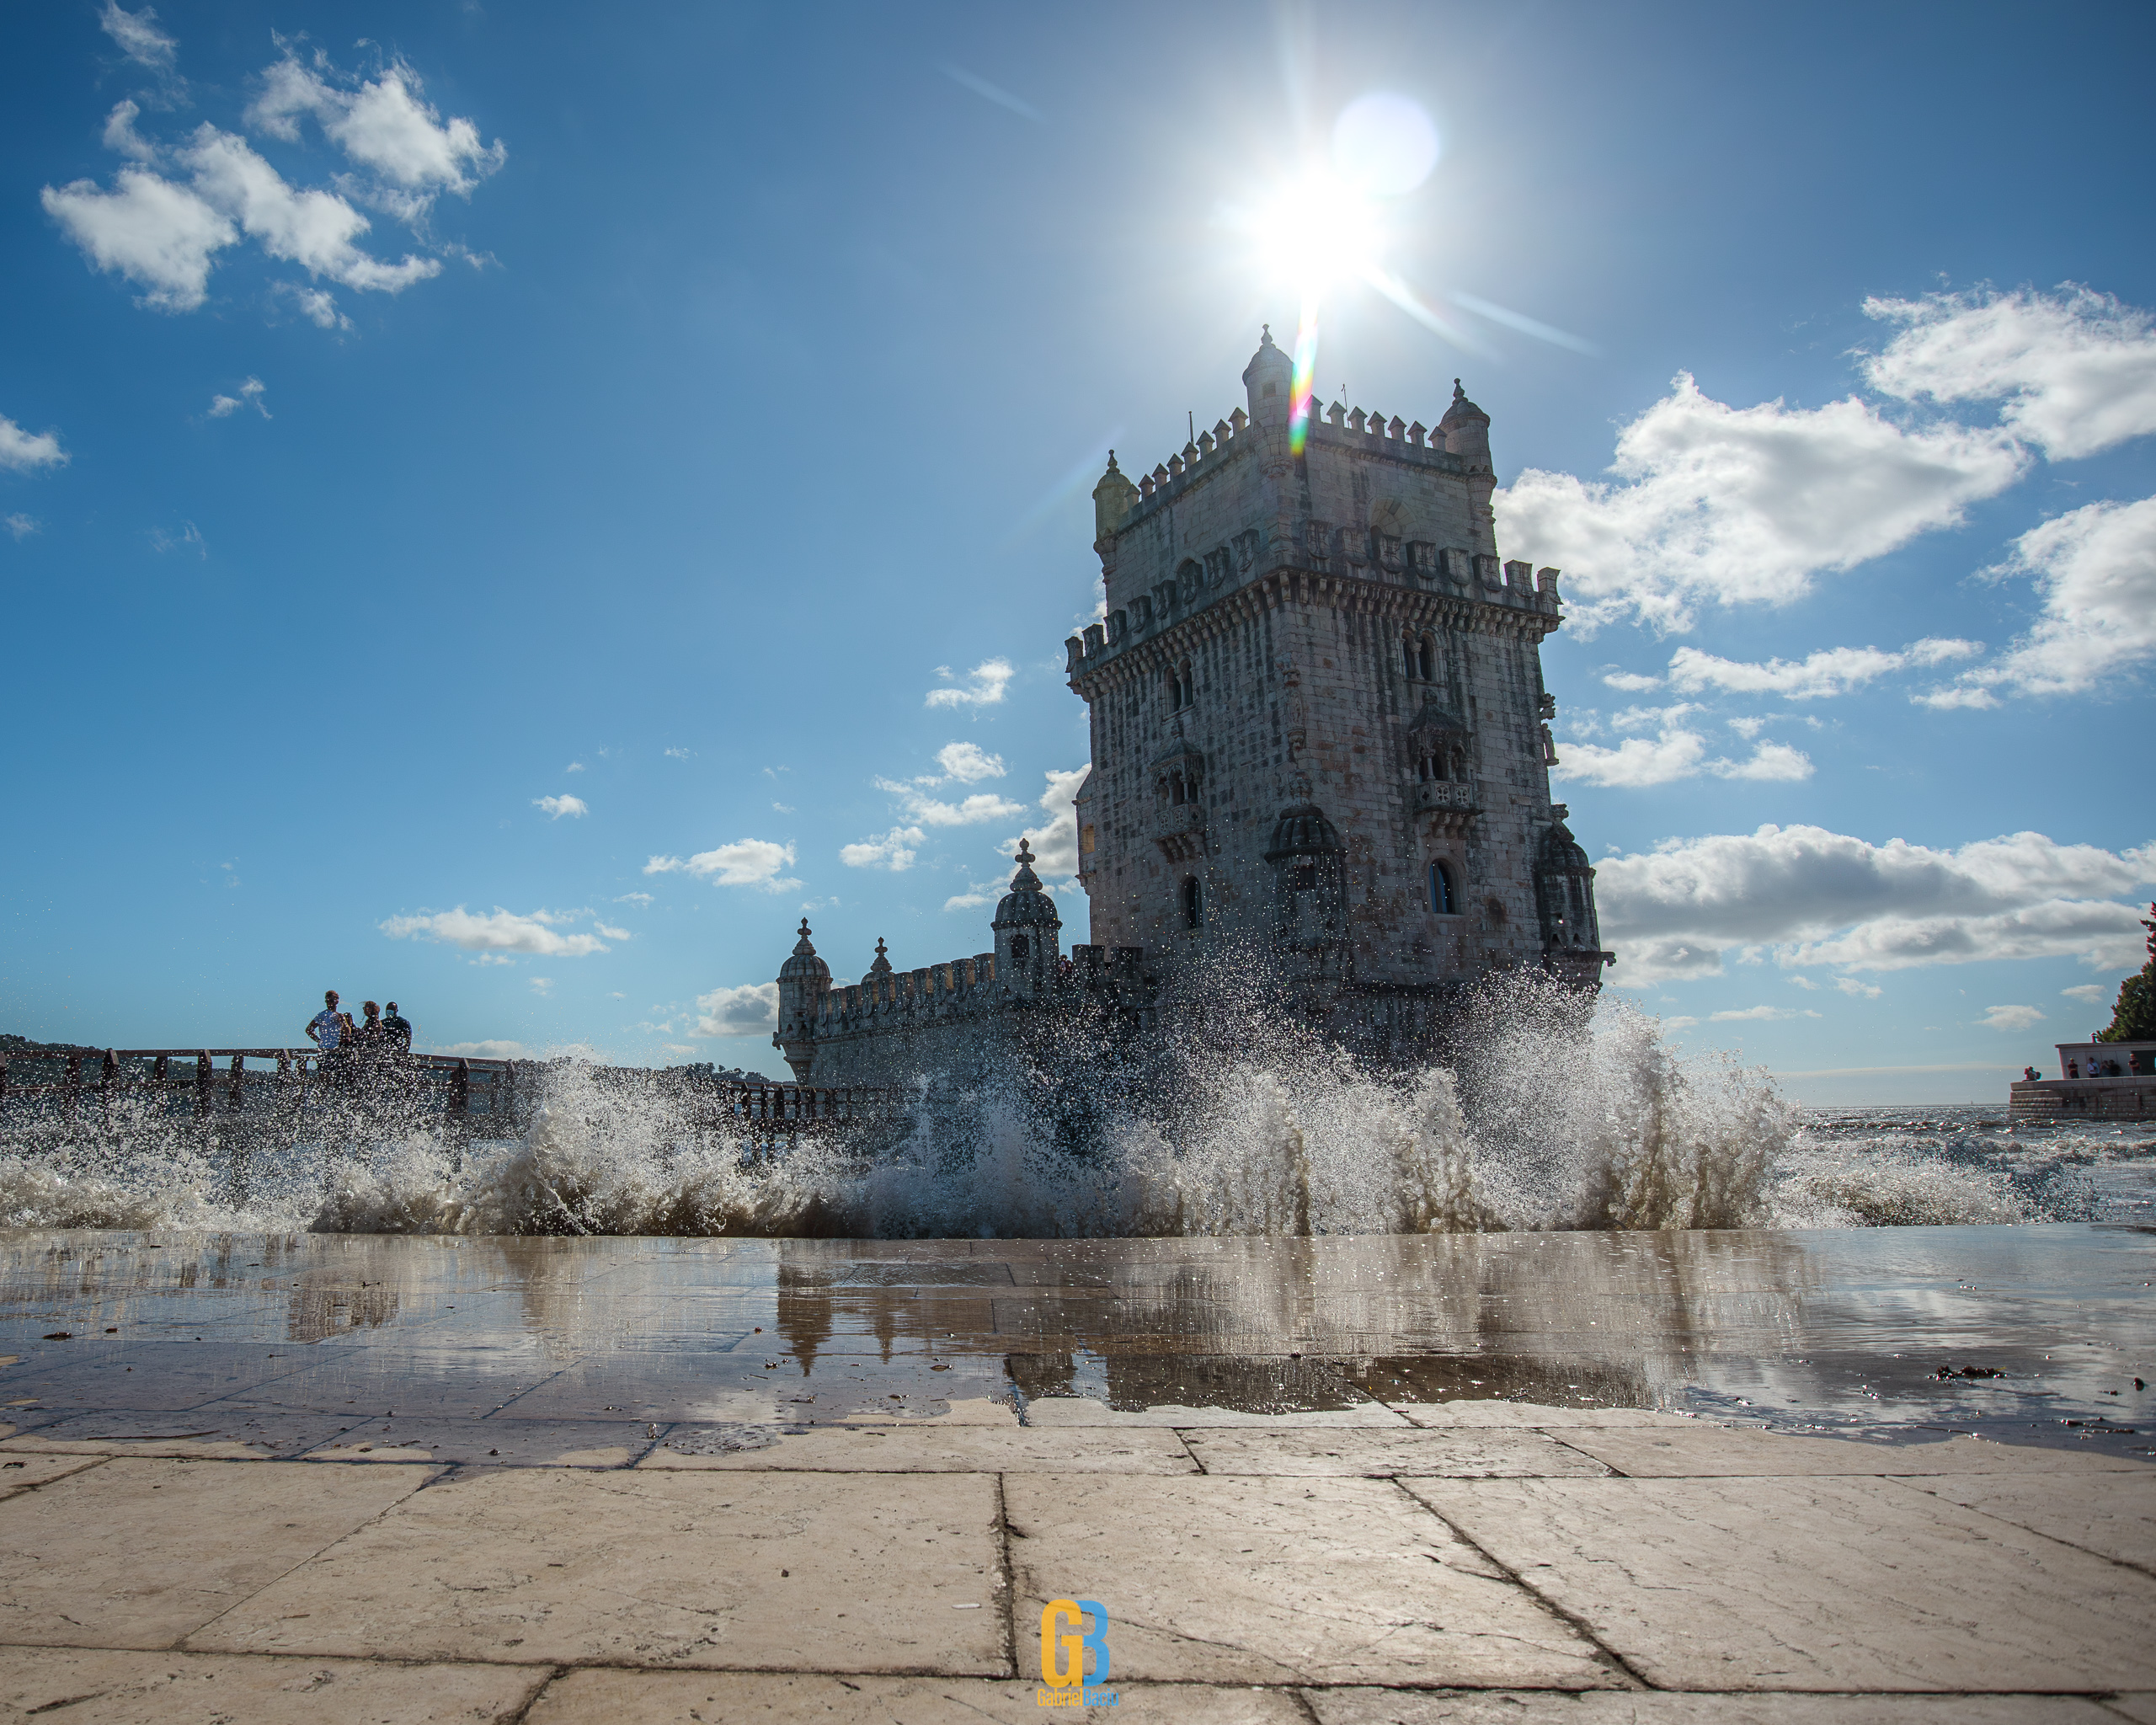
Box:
left=305, top=989, right=414, bottom=1067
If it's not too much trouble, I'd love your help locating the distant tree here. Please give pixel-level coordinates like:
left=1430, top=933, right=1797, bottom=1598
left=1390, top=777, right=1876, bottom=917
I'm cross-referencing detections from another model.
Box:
left=2095, top=902, right=2156, bottom=1043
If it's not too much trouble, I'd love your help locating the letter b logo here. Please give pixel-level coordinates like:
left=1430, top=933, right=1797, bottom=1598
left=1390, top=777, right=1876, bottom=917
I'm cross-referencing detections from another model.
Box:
left=1039, top=1598, right=1108, bottom=1689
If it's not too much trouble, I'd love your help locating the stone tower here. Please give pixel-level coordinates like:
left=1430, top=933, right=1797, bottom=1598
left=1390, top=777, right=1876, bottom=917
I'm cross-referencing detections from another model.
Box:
left=1063, top=328, right=1610, bottom=1050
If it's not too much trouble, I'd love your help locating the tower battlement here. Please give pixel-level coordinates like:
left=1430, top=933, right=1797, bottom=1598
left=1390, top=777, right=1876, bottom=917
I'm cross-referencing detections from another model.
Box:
left=773, top=328, right=1611, bottom=1084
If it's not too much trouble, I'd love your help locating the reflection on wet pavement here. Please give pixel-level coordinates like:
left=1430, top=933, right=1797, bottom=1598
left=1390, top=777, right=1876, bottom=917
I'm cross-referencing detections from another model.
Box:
left=0, top=1223, right=2147, bottom=1460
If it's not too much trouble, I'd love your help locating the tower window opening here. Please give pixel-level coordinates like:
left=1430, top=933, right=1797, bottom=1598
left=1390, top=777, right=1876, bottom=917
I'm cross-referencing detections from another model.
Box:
left=1182, top=876, right=1204, bottom=929
left=1401, top=636, right=1417, bottom=681
left=1010, top=934, right=1030, bottom=964
left=1291, top=862, right=1316, bottom=892
left=1429, top=860, right=1458, bottom=916
left=1417, top=637, right=1436, bottom=681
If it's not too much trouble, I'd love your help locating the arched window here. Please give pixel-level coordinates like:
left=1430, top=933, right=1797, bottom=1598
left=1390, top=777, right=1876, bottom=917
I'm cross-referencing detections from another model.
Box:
left=1166, top=659, right=1194, bottom=710
left=1401, top=636, right=1417, bottom=680
left=1428, top=860, right=1457, bottom=916
left=1417, top=636, right=1436, bottom=681
left=1182, top=875, right=1204, bottom=929
left=1010, top=934, right=1030, bottom=965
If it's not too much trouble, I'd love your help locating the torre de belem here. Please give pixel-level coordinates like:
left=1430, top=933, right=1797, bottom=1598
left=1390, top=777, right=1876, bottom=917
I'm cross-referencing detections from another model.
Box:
left=773, top=328, right=1612, bottom=1086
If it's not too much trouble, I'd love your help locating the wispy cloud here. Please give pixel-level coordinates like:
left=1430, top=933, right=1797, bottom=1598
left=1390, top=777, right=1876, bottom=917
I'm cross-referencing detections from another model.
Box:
left=206, top=377, right=269, bottom=419
left=644, top=839, right=799, bottom=892
left=0, top=415, right=67, bottom=473
left=381, top=905, right=612, bottom=956
left=926, top=658, right=1013, bottom=710
left=533, top=793, right=588, bottom=820
left=3, top=514, right=40, bottom=541
left=99, top=3, right=176, bottom=72
left=1978, top=1003, right=2045, bottom=1032
left=942, top=64, right=1043, bottom=123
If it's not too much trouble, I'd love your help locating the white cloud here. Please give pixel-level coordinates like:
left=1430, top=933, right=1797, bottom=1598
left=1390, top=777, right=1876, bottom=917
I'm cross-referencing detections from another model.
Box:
left=533, top=794, right=588, bottom=820
left=926, top=657, right=1014, bottom=709
left=103, top=100, right=157, bottom=163
left=644, top=839, right=799, bottom=891
left=873, top=779, right=1027, bottom=828
left=0, top=416, right=67, bottom=473
left=1496, top=371, right=2025, bottom=633
left=1709, top=1005, right=1821, bottom=1023
left=379, top=905, right=611, bottom=957
left=1597, top=824, right=2156, bottom=983
left=592, top=921, right=631, bottom=942
left=434, top=1039, right=527, bottom=1060
left=1833, top=976, right=1884, bottom=999
left=693, top=982, right=779, bottom=1037
left=1978, top=1004, right=2046, bottom=1033
left=206, top=377, right=269, bottom=419
left=183, top=126, right=440, bottom=293
left=41, top=168, right=234, bottom=312
left=841, top=827, right=924, bottom=872
left=1919, top=496, right=2156, bottom=706
left=1610, top=702, right=1698, bottom=731
left=469, top=953, right=514, bottom=967
left=528, top=976, right=554, bottom=996
left=933, top=741, right=1006, bottom=782
left=1601, top=670, right=1662, bottom=692
left=4, top=515, right=39, bottom=540
left=565, top=761, right=585, bottom=773
left=99, top=3, right=176, bottom=71
left=271, top=281, right=349, bottom=329
left=1864, top=286, right=2156, bottom=462
left=149, top=521, right=205, bottom=557
left=1668, top=638, right=1980, bottom=700
left=771, top=801, right=796, bottom=814
left=1787, top=975, right=1819, bottom=991
left=248, top=55, right=505, bottom=212
left=1011, top=766, right=1086, bottom=879
left=664, top=746, right=691, bottom=759
left=2060, top=983, right=2107, bottom=1005
left=612, top=891, right=653, bottom=907
left=1554, top=728, right=1810, bottom=789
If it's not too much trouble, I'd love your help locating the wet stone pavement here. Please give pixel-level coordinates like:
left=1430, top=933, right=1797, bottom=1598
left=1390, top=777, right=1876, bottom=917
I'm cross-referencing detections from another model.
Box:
left=0, top=1224, right=2147, bottom=1721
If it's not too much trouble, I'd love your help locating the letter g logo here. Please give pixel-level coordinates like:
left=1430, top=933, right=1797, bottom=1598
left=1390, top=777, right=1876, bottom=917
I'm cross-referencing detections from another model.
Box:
left=1039, top=1598, right=1108, bottom=1689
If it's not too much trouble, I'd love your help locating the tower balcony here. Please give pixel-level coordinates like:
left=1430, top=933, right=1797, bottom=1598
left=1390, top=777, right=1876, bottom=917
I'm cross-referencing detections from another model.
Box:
left=1410, top=779, right=1476, bottom=814
left=1152, top=800, right=1207, bottom=862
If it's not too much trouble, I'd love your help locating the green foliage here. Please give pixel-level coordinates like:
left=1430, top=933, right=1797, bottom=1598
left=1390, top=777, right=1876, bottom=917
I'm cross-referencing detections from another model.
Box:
left=2095, top=903, right=2156, bottom=1044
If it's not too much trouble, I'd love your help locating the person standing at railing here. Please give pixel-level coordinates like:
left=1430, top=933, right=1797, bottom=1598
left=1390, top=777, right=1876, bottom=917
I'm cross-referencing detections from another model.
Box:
left=306, top=991, right=347, bottom=1055
left=382, top=1002, right=413, bottom=1053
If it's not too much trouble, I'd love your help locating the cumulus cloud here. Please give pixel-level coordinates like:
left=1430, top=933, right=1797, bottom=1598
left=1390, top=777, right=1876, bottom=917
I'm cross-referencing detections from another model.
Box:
left=613, top=891, right=653, bottom=907
left=528, top=975, right=553, bottom=996
left=1864, top=286, right=2156, bottom=462
left=644, top=839, right=799, bottom=891
left=1708, top=1005, right=1822, bottom=1023
left=1496, top=372, right=2025, bottom=632
left=0, top=415, right=67, bottom=473
left=533, top=793, right=588, bottom=820
left=248, top=54, right=505, bottom=214
left=4, top=515, right=39, bottom=540
left=1601, top=670, right=1663, bottom=692
left=693, top=982, right=779, bottom=1037
left=1978, top=1004, right=2046, bottom=1033
left=873, top=779, right=1027, bottom=828
left=1919, top=496, right=2156, bottom=706
left=1668, top=638, right=1980, bottom=699
left=99, top=3, right=176, bottom=71
left=1597, top=824, right=2156, bottom=983
left=380, top=905, right=612, bottom=957
left=931, top=741, right=1006, bottom=782
left=841, top=827, right=924, bottom=872
left=270, top=280, right=349, bottom=329
left=926, top=658, right=1014, bottom=709
left=434, top=1039, right=528, bottom=1060
left=1555, top=726, right=1811, bottom=789
left=206, top=377, right=269, bottom=419
left=941, top=766, right=1090, bottom=907
left=1834, top=976, right=1883, bottom=999
left=2060, top=983, right=2107, bottom=1005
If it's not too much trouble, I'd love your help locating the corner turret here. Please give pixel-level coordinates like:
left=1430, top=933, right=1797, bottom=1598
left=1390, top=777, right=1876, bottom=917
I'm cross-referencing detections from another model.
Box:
left=1241, top=324, right=1293, bottom=428
left=773, top=918, right=830, bottom=1081
left=1438, top=377, right=1491, bottom=469
left=991, top=838, right=1062, bottom=995
left=1092, top=450, right=1139, bottom=545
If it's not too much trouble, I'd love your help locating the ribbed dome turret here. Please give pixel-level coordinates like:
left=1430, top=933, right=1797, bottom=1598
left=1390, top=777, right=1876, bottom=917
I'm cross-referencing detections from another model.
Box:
left=780, top=919, right=830, bottom=983
left=1264, top=803, right=1345, bottom=861
left=1438, top=377, right=1489, bottom=429
left=992, top=838, right=1062, bottom=928
left=1242, top=323, right=1293, bottom=424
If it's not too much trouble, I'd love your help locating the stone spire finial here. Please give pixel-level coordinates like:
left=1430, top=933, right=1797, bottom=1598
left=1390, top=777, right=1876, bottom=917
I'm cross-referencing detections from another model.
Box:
left=1262, top=323, right=1273, bottom=345
left=869, top=936, right=893, bottom=976
left=792, top=918, right=815, bottom=954
left=1008, top=838, right=1043, bottom=893
left=1453, top=377, right=1464, bottom=400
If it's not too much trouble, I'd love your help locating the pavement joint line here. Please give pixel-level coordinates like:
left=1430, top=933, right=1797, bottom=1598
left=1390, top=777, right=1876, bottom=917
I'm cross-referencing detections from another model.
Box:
left=1550, top=1434, right=1631, bottom=1477
left=170, top=1457, right=448, bottom=1653
left=1380, top=1474, right=1653, bottom=1693
left=498, top=1663, right=563, bottom=1724
left=991, top=1470, right=1018, bottom=1681
left=1876, top=1472, right=2156, bottom=1583
left=1173, top=1426, right=1210, bottom=1473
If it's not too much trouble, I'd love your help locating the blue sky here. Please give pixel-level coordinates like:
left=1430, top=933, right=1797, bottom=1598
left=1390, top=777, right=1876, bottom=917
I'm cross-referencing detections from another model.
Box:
left=3, top=1, right=2151, bottom=1103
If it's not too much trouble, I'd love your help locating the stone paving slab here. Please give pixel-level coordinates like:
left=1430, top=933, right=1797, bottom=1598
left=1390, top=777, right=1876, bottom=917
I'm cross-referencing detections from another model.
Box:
left=0, top=1645, right=545, bottom=1722
left=1408, top=1474, right=2156, bottom=1692
left=191, top=1467, right=1006, bottom=1673
left=1002, top=1473, right=1615, bottom=1688
left=305, top=1415, right=663, bottom=1467
left=1558, top=1426, right=2156, bottom=1478
left=0, top=1458, right=439, bottom=1649
left=1305, top=1690, right=2127, bottom=1722
left=1899, top=1471, right=2156, bottom=1572
left=639, top=1423, right=1198, bottom=1473
left=1391, top=1402, right=1710, bottom=1429
left=1181, top=1429, right=1614, bottom=1477
left=0, top=1343, right=312, bottom=1410
left=0, top=1404, right=360, bottom=1456
left=1023, top=1397, right=1408, bottom=1428
left=523, top=1669, right=1310, bottom=1722
left=0, top=1451, right=103, bottom=1494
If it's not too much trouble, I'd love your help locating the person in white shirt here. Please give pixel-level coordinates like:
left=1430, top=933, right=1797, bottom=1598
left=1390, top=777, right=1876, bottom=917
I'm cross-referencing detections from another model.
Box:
left=306, top=991, right=347, bottom=1051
